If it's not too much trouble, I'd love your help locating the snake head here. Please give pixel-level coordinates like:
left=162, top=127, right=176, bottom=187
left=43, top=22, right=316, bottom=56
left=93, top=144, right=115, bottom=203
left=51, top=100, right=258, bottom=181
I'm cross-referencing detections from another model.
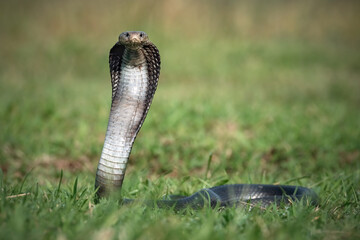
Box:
left=118, top=31, right=149, bottom=49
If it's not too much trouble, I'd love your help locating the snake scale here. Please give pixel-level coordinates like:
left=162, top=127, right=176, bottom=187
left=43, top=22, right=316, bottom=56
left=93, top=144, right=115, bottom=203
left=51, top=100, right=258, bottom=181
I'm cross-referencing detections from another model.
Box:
left=94, top=31, right=318, bottom=210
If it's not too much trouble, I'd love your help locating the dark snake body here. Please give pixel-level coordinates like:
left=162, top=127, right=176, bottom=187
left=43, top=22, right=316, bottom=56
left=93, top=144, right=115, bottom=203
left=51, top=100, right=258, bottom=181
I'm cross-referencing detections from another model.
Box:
left=95, top=31, right=318, bottom=209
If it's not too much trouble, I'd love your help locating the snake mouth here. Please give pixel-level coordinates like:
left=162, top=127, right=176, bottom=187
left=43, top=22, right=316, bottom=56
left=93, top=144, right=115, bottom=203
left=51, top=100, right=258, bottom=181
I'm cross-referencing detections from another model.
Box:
left=127, top=41, right=142, bottom=49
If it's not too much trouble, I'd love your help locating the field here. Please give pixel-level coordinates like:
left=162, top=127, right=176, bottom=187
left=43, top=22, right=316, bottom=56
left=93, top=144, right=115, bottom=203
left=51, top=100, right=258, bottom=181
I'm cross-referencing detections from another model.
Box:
left=0, top=0, right=359, bottom=239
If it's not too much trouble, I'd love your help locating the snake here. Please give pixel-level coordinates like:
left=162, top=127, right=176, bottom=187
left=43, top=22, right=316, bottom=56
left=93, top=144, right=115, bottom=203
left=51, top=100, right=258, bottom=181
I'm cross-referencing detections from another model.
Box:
left=94, top=31, right=318, bottom=210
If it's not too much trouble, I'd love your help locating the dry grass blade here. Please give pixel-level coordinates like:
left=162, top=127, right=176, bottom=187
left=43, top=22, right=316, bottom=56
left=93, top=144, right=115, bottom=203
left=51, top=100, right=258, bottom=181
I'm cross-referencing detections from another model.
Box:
left=5, top=193, right=31, bottom=199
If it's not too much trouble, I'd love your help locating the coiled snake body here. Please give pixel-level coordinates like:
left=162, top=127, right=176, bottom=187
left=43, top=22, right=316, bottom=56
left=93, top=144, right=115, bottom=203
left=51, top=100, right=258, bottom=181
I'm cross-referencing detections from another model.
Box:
left=95, top=31, right=318, bottom=209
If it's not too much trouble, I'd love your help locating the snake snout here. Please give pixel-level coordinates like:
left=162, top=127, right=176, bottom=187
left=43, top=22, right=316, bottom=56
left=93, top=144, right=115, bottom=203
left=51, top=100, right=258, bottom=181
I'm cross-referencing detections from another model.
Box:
left=130, top=36, right=141, bottom=43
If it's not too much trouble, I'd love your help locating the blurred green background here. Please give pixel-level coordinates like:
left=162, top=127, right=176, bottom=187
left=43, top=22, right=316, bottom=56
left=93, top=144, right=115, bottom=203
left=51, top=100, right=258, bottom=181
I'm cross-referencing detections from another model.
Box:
left=0, top=0, right=359, bottom=189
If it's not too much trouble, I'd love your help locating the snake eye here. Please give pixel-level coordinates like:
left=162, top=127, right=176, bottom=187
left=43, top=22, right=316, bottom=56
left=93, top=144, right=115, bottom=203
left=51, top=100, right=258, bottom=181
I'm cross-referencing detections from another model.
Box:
left=140, top=33, right=143, bottom=38
left=125, top=32, right=130, bottom=37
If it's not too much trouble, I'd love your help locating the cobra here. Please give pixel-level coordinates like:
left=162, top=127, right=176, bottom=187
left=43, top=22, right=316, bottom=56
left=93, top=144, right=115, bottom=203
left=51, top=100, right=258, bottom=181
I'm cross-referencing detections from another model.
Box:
left=94, top=31, right=318, bottom=209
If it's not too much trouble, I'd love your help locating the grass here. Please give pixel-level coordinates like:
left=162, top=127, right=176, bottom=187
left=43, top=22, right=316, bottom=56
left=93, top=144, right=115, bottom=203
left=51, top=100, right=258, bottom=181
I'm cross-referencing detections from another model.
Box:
left=0, top=0, right=360, bottom=239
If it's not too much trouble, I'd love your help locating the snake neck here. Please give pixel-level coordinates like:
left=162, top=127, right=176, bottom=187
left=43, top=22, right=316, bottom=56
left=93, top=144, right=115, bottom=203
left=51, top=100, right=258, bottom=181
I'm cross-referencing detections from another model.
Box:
left=95, top=48, right=150, bottom=197
left=122, top=48, right=146, bottom=66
